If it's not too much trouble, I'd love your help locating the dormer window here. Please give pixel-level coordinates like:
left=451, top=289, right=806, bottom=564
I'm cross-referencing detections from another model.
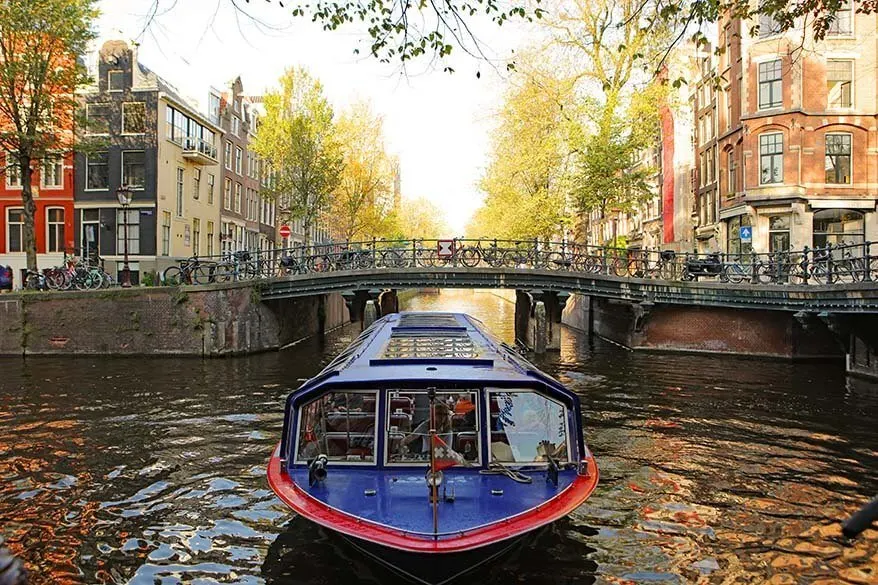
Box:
left=108, top=70, right=125, bottom=92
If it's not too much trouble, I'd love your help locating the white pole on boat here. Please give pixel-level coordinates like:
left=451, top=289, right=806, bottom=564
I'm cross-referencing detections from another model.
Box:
left=428, top=388, right=439, bottom=539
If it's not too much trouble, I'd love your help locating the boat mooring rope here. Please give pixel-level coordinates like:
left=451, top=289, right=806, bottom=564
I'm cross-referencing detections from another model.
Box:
left=479, top=463, right=533, bottom=484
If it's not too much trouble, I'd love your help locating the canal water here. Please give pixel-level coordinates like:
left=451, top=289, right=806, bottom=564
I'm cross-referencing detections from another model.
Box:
left=1, top=290, right=876, bottom=585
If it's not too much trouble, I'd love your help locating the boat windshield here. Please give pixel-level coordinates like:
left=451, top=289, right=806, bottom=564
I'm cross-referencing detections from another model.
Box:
left=295, top=390, right=378, bottom=464
left=386, top=390, right=480, bottom=465
left=488, top=390, right=570, bottom=464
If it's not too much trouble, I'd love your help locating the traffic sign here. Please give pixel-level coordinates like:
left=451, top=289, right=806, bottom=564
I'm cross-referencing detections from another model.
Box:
left=740, top=226, right=752, bottom=243
left=437, top=239, right=455, bottom=258
left=279, top=224, right=292, bottom=239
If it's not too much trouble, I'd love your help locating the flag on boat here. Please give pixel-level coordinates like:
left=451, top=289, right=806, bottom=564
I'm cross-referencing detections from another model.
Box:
left=432, top=433, right=464, bottom=472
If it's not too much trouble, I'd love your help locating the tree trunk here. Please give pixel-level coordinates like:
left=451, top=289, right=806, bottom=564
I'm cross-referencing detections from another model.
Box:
left=19, top=154, right=38, bottom=272
left=303, top=215, right=312, bottom=248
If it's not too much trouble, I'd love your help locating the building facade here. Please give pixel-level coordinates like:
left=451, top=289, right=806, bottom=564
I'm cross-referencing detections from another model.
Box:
left=211, top=79, right=275, bottom=257
left=1, top=152, right=75, bottom=280
left=716, top=3, right=878, bottom=255
left=75, top=40, right=222, bottom=283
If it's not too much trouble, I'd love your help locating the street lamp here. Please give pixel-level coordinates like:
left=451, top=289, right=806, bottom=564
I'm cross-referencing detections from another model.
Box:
left=116, top=186, right=133, bottom=288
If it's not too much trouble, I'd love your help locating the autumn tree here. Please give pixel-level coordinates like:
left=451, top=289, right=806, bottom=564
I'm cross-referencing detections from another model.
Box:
left=468, top=65, right=576, bottom=240
left=0, top=0, right=98, bottom=272
left=252, top=67, right=343, bottom=246
left=326, top=101, right=395, bottom=241
left=384, top=197, right=450, bottom=240
left=537, top=0, right=671, bottom=221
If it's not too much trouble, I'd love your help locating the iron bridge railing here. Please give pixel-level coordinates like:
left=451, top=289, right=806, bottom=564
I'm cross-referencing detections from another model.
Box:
left=159, top=238, right=878, bottom=287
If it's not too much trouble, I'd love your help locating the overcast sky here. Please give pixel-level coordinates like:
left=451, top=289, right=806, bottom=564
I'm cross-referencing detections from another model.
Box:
left=95, top=0, right=531, bottom=233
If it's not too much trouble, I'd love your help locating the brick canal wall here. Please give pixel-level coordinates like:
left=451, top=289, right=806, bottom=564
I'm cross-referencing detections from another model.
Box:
left=0, top=285, right=348, bottom=357
left=562, top=293, right=844, bottom=359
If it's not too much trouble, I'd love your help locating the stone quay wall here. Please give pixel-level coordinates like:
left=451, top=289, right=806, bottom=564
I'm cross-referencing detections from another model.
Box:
left=0, top=284, right=348, bottom=357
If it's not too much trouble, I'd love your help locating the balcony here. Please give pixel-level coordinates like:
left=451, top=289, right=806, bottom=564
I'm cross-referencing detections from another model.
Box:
left=181, top=137, right=218, bottom=165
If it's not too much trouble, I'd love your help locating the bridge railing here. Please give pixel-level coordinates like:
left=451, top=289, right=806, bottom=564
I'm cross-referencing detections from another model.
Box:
left=157, top=239, right=878, bottom=286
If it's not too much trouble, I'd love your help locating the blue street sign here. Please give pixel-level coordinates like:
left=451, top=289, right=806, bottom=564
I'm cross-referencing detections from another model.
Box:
left=740, top=226, right=752, bottom=243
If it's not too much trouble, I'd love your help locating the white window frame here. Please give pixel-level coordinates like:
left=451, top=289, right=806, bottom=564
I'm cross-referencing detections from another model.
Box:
left=6, top=207, right=24, bottom=252
left=5, top=153, right=22, bottom=188
left=84, top=151, right=109, bottom=191
left=826, top=59, right=854, bottom=110
left=757, top=59, right=783, bottom=111
left=41, top=155, right=63, bottom=189
left=827, top=0, right=854, bottom=36
left=207, top=173, right=215, bottom=205
left=121, top=102, right=147, bottom=135
left=85, top=103, right=111, bottom=136
left=176, top=167, right=185, bottom=217
left=294, top=390, right=380, bottom=466
left=193, top=168, right=201, bottom=200
left=121, top=150, right=146, bottom=190
left=224, top=141, right=232, bottom=170
left=235, top=146, right=243, bottom=175
left=824, top=132, right=853, bottom=186
left=485, top=389, right=572, bottom=466
left=45, top=207, right=66, bottom=253
left=161, top=211, right=171, bottom=256
left=107, top=70, right=125, bottom=92
left=116, top=209, right=141, bottom=255
left=759, top=132, right=784, bottom=185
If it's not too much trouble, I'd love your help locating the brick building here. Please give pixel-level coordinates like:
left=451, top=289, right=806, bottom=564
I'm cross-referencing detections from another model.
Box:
left=209, top=79, right=275, bottom=256
left=715, top=3, right=878, bottom=255
left=0, top=152, right=75, bottom=281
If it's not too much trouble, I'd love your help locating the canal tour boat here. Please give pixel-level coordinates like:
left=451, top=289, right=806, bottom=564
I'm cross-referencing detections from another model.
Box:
left=267, top=312, right=599, bottom=584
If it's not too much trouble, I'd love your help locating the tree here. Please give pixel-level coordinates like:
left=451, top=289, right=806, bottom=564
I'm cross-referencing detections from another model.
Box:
left=385, top=197, right=449, bottom=239
left=143, top=0, right=876, bottom=68
left=326, top=101, right=395, bottom=241
left=252, top=67, right=343, bottom=246
left=536, top=0, right=670, bottom=223
left=468, top=66, right=575, bottom=240
left=0, top=0, right=98, bottom=272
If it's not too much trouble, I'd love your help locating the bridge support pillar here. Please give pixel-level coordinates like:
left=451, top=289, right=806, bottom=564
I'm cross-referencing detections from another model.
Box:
left=363, top=300, right=379, bottom=329
left=515, top=290, right=564, bottom=354
left=379, top=289, right=399, bottom=316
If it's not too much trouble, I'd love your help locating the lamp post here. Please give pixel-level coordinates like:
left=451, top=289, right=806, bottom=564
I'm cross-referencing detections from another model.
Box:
left=116, top=186, right=133, bottom=288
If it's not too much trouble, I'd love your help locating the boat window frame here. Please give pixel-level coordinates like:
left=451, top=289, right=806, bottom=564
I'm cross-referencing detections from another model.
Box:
left=485, top=388, right=572, bottom=466
left=383, top=388, right=482, bottom=467
left=293, top=389, right=380, bottom=466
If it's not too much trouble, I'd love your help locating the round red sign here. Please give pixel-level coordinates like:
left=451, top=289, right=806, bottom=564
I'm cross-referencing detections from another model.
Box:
left=279, top=224, right=292, bottom=239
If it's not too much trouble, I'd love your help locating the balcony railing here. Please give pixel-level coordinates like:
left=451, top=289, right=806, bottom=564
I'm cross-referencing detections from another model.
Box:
left=180, top=137, right=218, bottom=164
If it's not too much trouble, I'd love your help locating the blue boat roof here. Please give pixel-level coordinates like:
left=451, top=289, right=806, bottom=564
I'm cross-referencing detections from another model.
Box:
left=294, top=312, right=571, bottom=397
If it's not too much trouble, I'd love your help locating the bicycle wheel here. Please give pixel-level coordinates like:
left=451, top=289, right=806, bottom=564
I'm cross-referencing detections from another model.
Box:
left=457, top=247, right=480, bottom=268
left=542, top=252, right=566, bottom=271
left=193, top=264, right=217, bottom=284
left=832, top=264, right=854, bottom=284
left=380, top=249, right=405, bottom=269
left=163, top=266, right=182, bottom=286
left=723, top=264, right=747, bottom=284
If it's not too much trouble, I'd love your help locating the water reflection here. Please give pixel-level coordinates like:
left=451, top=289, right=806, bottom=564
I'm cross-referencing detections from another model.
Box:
left=0, top=288, right=876, bottom=584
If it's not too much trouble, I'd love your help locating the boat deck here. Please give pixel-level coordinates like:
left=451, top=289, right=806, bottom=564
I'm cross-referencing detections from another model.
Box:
left=287, top=467, right=578, bottom=537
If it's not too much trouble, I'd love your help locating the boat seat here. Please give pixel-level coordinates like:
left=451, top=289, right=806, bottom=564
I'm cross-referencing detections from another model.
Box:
left=326, top=412, right=375, bottom=433
left=389, top=412, right=412, bottom=432
left=389, top=397, right=414, bottom=414
left=454, top=432, right=479, bottom=461
left=325, top=432, right=374, bottom=459
left=452, top=412, right=476, bottom=431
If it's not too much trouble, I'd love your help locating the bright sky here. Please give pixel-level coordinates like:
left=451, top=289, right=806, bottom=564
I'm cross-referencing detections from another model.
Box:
left=95, top=0, right=532, bottom=234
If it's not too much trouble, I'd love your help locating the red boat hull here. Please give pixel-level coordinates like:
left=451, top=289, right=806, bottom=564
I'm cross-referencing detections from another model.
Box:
left=267, top=445, right=600, bottom=555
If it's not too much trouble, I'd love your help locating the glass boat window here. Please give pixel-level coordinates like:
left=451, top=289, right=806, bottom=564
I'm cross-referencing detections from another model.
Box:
left=488, top=390, right=570, bottom=464
left=386, top=390, right=480, bottom=465
left=296, top=391, right=378, bottom=464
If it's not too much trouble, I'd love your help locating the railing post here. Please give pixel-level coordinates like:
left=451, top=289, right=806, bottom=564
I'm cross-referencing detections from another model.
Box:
left=371, top=237, right=377, bottom=269
left=802, top=246, right=811, bottom=284
left=412, top=238, right=417, bottom=268
left=533, top=238, right=539, bottom=269
left=452, top=237, right=458, bottom=268
left=750, top=251, right=759, bottom=284
left=826, top=242, right=834, bottom=283
left=865, top=241, right=873, bottom=282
